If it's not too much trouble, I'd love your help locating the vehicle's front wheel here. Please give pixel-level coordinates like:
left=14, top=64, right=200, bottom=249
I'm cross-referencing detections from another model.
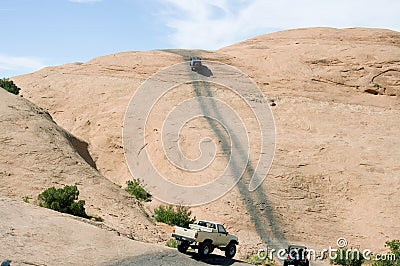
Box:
left=177, top=240, right=189, bottom=253
left=198, top=241, right=213, bottom=256
left=225, top=242, right=237, bottom=258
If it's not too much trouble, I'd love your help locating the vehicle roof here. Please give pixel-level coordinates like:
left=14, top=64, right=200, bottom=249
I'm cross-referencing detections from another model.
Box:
left=198, top=220, right=222, bottom=225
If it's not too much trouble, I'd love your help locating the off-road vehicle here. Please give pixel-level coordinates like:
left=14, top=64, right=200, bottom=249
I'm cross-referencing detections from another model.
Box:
left=189, top=57, right=202, bottom=71
left=283, top=245, right=309, bottom=266
left=172, top=220, right=239, bottom=258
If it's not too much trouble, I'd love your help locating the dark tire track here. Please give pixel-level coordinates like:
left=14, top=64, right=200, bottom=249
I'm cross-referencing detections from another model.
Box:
left=164, top=49, right=289, bottom=254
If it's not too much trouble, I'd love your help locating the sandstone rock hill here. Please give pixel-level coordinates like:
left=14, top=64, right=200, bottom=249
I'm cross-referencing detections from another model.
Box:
left=8, top=27, right=400, bottom=258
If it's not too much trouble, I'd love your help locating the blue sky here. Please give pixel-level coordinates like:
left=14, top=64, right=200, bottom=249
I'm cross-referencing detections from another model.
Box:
left=1, top=0, right=400, bottom=77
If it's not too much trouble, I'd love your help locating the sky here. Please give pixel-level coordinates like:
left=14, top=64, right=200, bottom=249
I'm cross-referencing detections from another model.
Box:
left=1, top=0, right=400, bottom=77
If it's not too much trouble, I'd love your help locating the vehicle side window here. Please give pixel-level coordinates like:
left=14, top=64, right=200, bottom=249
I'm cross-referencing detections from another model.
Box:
left=217, top=224, right=226, bottom=233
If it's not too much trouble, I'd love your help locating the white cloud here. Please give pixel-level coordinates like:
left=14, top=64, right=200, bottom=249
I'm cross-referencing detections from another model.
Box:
left=160, top=0, right=400, bottom=49
left=0, top=54, right=47, bottom=74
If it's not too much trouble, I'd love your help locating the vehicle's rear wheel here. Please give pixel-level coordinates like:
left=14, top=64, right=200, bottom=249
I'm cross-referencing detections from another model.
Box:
left=225, top=242, right=237, bottom=258
left=283, top=261, right=289, bottom=266
left=198, top=241, right=212, bottom=256
left=177, top=240, right=189, bottom=253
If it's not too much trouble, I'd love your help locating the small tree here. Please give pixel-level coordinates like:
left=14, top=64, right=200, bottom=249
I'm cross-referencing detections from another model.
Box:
left=154, top=205, right=195, bottom=227
left=0, top=78, right=20, bottom=95
left=125, top=179, right=151, bottom=202
left=246, top=254, right=276, bottom=265
left=331, top=249, right=364, bottom=266
left=373, top=240, right=400, bottom=266
left=38, top=185, right=88, bottom=218
left=166, top=238, right=177, bottom=248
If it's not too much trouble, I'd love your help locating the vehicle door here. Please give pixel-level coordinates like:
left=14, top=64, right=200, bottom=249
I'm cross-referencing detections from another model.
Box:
left=215, top=224, right=230, bottom=246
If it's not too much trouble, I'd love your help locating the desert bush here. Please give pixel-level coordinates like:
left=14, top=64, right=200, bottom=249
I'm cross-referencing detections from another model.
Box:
left=246, top=254, right=262, bottom=265
left=0, top=78, right=20, bottom=95
left=166, top=238, right=177, bottom=248
left=38, top=185, right=88, bottom=218
left=373, top=240, right=400, bottom=266
left=22, top=196, right=30, bottom=203
left=125, top=179, right=151, bottom=202
left=331, top=248, right=364, bottom=266
left=246, top=254, right=277, bottom=266
left=154, top=205, right=195, bottom=228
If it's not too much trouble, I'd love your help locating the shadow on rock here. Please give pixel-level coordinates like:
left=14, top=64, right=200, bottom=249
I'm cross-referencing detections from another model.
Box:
left=195, top=65, right=213, bottom=77
left=187, top=251, right=246, bottom=266
left=106, top=250, right=249, bottom=266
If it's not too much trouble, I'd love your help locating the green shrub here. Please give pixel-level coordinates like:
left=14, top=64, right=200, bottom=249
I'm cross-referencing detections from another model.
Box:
left=246, top=254, right=265, bottom=265
left=166, top=238, right=177, bottom=248
left=331, top=248, right=364, bottom=266
left=22, top=196, right=30, bottom=203
left=154, top=205, right=195, bottom=227
left=373, top=240, right=400, bottom=266
left=0, top=78, right=20, bottom=95
left=125, top=179, right=151, bottom=202
left=245, top=254, right=276, bottom=265
left=38, top=185, right=88, bottom=218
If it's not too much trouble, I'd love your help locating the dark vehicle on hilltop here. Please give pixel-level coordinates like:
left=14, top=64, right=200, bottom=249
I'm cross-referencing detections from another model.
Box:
left=189, top=57, right=202, bottom=71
